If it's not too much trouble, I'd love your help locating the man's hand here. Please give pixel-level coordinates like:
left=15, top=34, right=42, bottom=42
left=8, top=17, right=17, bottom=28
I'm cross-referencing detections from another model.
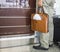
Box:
left=38, top=0, right=43, bottom=7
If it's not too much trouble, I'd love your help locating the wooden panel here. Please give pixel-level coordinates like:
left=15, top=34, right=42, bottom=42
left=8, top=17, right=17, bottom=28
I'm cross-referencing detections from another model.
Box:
left=0, top=0, right=35, bottom=35
left=0, top=18, right=31, bottom=26
left=0, top=9, right=35, bottom=16
left=0, top=26, right=33, bottom=36
left=29, top=0, right=36, bottom=8
left=0, top=0, right=36, bottom=16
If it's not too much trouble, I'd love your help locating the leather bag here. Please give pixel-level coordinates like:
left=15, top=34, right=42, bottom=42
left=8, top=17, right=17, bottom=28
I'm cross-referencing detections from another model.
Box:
left=31, top=11, right=49, bottom=33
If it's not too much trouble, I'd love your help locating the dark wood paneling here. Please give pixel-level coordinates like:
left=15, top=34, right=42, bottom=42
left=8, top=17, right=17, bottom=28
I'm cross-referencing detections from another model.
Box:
left=0, top=9, right=35, bottom=16
left=0, top=27, right=33, bottom=35
left=0, top=18, right=31, bottom=26
left=0, top=0, right=36, bottom=16
left=0, top=0, right=36, bottom=35
left=29, top=0, right=36, bottom=8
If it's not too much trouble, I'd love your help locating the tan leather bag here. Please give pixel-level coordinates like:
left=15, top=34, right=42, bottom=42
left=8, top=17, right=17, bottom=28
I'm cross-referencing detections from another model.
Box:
left=31, top=13, right=49, bottom=33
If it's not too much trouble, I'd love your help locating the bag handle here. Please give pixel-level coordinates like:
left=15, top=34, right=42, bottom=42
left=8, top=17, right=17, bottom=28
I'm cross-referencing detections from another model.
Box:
left=36, top=0, right=44, bottom=14
left=38, top=6, right=45, bottom=13
left=36, top=0, right=38, bottom=13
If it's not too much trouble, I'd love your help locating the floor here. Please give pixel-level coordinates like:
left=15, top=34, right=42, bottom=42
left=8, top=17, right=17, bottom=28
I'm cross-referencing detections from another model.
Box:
left=0, top=44, right=60, bottom=52
left=0, top=35, right=60, bottom=52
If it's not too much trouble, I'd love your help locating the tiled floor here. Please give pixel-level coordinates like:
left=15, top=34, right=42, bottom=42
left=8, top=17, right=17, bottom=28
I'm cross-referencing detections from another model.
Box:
left=0, top=45, right=60, bottom=52
left=0, top=35, right=60, bottom=52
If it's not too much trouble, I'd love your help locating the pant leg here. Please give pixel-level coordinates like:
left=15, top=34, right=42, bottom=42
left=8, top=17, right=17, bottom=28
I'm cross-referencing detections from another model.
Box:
left=34, top=31, right=49, bottom=48
left=39, top=16, right=54, bottom=48
left=40, top=16, right=54, bottom=48
left=49, top=17, right=54, bottom=45
left=34, top=17, right=54, bottom=48
left=40, top=32, right=49, bottom=48
left=34, top=31, right=40, bottom=43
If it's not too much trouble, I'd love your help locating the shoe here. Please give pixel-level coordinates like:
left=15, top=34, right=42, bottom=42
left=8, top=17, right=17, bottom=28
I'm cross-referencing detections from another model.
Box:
left=49, top=44, right=53, bottom=47
left=33, top=45, right=49, bottom=50
left=59, top=44, right=60, bottom=48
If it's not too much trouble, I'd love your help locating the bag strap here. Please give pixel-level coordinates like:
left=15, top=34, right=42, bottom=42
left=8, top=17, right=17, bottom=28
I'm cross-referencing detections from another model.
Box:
left=36, top=0, right=44, bottom=14
left=38, top=6, right=45, bottom=13
left=36, top=0, right=38, bottom=13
